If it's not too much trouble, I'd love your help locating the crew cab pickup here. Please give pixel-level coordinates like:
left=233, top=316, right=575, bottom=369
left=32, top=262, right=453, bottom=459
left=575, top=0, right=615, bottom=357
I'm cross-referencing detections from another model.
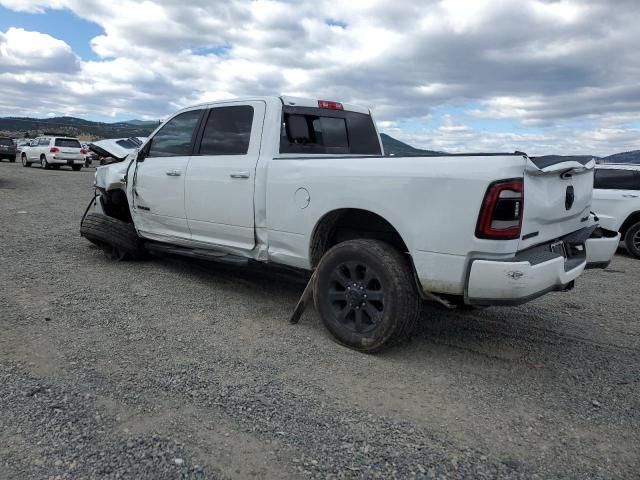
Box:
left=83, top=96, right=619, bottom=351
left=21, top=136, right=88, bottom=171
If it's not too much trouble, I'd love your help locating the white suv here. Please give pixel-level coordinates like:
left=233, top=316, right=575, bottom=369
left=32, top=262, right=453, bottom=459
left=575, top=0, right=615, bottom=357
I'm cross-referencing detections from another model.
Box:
left=21, top=136, right=87, bottom=171
left=592, top=164, right=640, bottom=258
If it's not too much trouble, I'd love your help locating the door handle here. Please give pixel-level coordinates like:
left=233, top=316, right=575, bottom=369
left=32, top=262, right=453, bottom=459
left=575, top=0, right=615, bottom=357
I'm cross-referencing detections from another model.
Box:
left=230, top=171, right=250, bottom=179
left=165, top=169, right=182, bottom=176
left=622, top=194, right=639, bottom=198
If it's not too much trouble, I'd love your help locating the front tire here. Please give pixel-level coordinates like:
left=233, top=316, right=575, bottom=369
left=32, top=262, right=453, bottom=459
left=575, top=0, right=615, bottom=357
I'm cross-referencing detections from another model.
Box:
left=80, top=212, right=146, bottom=261
left=624, top=222, right=640, bottom=259
left=21, top=154, right=31, bottom=167
left=314, top=239, right=420, bottom=352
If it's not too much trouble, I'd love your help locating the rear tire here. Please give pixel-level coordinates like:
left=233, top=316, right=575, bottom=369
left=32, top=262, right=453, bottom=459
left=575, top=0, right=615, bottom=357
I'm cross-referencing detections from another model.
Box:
left=40, top=155, right=50, bottom=169
left=9, top=156, right=15, bottom=162
left=72, top=165, right=82, bottom=171
left=624, top=222, right=640, bottom=259
left=314, top=239, right=420, bottom=353
left=80, top=212, right=146, bottom=261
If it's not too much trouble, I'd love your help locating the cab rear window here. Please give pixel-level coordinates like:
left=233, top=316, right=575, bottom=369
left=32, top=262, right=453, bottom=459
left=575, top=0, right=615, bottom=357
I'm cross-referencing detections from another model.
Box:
left=0, top=138, right=13, bottom=146
left=279, top=106, right=381, bottom=155
left=55, top=138, right=81, bottom=148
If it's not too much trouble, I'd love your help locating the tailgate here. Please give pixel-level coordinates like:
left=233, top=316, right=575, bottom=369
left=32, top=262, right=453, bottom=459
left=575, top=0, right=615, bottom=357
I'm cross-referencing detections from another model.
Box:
left=519, top=155, right=596, bottom=250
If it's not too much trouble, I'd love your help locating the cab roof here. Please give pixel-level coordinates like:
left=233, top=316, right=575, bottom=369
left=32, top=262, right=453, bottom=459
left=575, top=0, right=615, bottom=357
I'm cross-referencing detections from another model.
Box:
left=178, top=96, right=371, bottom=115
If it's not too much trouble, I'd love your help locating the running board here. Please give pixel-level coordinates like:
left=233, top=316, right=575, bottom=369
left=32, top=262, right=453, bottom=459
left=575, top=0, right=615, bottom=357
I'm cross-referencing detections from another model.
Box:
left=144, top=242, right=249, bottom=266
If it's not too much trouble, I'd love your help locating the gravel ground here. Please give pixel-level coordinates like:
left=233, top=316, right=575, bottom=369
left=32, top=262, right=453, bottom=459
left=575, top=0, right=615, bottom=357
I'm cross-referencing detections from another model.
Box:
left=1, top=161, right=639, bottom=479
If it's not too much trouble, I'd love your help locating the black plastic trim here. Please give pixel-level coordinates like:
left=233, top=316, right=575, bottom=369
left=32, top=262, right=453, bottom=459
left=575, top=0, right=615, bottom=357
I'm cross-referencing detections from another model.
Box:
left=273, top=152, right=527, bottom=160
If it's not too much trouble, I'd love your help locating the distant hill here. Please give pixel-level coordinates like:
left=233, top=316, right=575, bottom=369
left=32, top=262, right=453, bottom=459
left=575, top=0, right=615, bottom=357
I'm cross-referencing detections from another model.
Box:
left=2, top=115, right=635, bottom=163
left=379, top=133, right=442, bottom=156
left=599, top=150, right=640, bottom=164
left=0, top=116, right=158, bottom=140
left=124, top=119, right=160, bottom=127
left=0, top=116, right=442, bottom=153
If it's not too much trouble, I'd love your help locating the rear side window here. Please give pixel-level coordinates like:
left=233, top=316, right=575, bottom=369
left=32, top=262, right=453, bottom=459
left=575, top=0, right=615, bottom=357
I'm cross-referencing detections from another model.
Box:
left=39, top=138, right=50, bottom=146
left=594, top=169, right=640, bottom=190
left=148, top=109, right=202, bottom=157
left=198, top=106, right=254, bottom=155
left=55, top=138, right=81, bottom=148
left=0, top=138, right=13, bottom=146
left=280, top=107, right=381, bottom=155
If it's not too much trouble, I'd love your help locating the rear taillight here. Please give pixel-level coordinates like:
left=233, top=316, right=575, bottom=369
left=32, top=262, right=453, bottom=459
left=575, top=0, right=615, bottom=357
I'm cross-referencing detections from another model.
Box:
left=50, top=147, right=59, bottom=153
left=475, top=178, right=524, bottom=240
left=80, top=149, right=88, bottom=154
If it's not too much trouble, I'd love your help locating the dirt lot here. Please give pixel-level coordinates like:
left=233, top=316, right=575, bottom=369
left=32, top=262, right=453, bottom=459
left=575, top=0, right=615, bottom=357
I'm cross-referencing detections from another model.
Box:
left=1, top=160, right=638, bottom=479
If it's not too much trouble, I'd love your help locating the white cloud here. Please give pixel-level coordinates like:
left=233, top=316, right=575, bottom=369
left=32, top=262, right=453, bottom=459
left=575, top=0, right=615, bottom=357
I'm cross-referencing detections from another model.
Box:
left=0, top=0, right=639, bottom=155
left=0, top=27, right=79, bottom=72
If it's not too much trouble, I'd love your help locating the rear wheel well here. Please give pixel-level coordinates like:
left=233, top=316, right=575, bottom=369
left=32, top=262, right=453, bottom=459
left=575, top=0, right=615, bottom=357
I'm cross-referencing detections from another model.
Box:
left=620, top=211, right=640, bottom=238
left=309, top=209, right=409, bottom=268
left=100, top=189, right=132, bottom=223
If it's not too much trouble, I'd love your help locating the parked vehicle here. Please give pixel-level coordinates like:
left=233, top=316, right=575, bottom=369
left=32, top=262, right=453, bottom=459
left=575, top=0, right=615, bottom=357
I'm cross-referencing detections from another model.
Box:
left=0, top=137, right=17, bottom=162
left=592, top=163, right=640, bottom=258
left=20, top=136, right=88, bottom=171
left=81, top=96, right=619, bottom=352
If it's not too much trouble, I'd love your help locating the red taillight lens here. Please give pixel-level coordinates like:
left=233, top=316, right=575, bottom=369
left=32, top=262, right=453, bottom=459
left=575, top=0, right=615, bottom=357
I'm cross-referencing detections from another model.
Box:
left=318, top=100, right=344, bottom=110
left=476, top=179, right=524, bottom=240
left=50, top=147, right=59, bottom=153
left=80, top=149, right=88, bottom=154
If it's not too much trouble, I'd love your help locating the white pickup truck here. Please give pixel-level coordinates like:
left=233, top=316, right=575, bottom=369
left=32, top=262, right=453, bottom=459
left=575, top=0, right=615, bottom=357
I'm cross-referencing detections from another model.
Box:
left=82, top=96, right=619, bottom=351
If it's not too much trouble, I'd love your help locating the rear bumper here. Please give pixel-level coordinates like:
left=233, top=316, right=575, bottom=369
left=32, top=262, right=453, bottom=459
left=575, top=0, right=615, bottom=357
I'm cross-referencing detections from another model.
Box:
left=466, top=226, right=619, bottom=306
left=50, top=157, right=84, bottom=165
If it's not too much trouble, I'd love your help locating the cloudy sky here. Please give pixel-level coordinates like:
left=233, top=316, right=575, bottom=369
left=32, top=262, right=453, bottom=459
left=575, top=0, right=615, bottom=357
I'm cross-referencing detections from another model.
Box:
left=0, top=0, right=639, bottom=155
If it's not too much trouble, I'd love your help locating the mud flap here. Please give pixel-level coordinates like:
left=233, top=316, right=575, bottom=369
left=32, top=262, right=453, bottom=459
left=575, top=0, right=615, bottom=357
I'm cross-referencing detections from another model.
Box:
left=290, top=270, right=317, bottom=324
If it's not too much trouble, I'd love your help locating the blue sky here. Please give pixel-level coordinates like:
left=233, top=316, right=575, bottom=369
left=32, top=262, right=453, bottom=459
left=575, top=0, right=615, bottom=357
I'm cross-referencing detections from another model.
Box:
left=0, top=0, right=639, bottom=155
left=0, top=5, right=101, bottom=60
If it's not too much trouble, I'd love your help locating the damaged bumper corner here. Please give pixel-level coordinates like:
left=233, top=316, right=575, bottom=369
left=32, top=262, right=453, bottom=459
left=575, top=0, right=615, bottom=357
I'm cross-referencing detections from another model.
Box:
left=585, top=227, right=620, bottom=269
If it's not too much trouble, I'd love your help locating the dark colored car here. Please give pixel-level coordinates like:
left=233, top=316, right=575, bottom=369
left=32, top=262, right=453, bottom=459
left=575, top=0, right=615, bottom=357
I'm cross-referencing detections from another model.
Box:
left=0, top=137, right=17, bottom=162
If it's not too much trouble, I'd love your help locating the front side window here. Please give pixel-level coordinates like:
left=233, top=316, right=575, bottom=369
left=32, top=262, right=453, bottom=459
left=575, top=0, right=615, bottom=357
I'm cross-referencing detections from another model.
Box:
left=198, top=106, right=254, bottom=155
left=147, top=110, right=202, bottom=157
left=594, top=169, right=640, bottom=190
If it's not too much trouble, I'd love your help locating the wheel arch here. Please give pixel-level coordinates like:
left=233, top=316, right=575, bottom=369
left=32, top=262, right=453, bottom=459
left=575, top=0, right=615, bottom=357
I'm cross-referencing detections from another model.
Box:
left=620, top=211, right=640, bottom=238
left=309, top=208, right=410, bottom=268
left=99, top=188, right=133, bottom=223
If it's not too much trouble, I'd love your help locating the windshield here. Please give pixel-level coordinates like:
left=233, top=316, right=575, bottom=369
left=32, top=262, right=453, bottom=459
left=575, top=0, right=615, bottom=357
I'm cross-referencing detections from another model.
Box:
left=55, top=138, right=82, bottom=148
left=115, top=137, right=144, bottom=149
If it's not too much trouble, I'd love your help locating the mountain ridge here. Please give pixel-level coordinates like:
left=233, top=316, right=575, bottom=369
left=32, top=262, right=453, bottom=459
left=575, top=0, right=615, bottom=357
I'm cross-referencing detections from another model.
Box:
left=0, top=115, right=638, bottom=162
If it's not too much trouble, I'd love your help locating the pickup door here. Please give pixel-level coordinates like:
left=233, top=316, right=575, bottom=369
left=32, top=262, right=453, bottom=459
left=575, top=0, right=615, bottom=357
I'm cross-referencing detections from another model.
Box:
left=132, top=108, right=203, bottom=239
left=184, top=101, right=266, bottom=250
